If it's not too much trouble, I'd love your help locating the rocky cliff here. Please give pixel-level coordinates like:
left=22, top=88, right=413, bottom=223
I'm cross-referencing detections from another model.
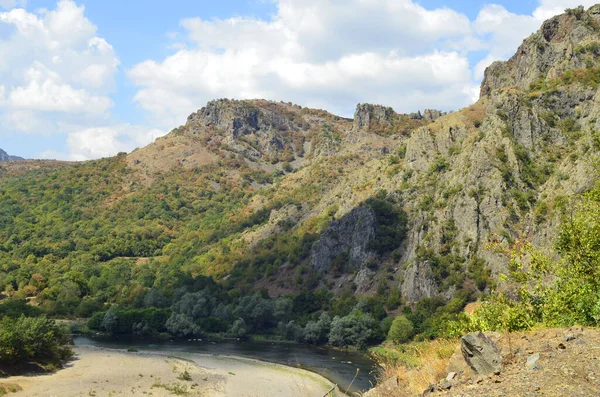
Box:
left=121, top=6, right=600, bottom=303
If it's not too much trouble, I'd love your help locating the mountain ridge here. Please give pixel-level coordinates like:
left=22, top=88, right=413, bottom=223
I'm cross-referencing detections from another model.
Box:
left=0, top=5, right=599, bottom=341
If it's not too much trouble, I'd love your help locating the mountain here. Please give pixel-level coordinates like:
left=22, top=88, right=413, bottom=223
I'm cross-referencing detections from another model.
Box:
left=0, top=6, right=599, bottom=338
left=0, top=148, right=23, bottom=162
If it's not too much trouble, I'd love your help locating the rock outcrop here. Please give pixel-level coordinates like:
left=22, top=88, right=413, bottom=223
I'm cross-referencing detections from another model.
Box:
left=353, top=104, right=396, bottom=131
left=0, top=148, right=23, bottom=162
left=481, top=5, right=600, bottom=96
left=310, top=205, right=376, bottom=273
left=401, top=261, right=437, bottom=302
left=461, top=332, right=503, bottom=375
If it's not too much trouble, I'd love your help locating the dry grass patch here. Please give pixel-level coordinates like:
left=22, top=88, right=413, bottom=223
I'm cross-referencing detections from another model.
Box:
left=370, top=339, right=457, bottom=396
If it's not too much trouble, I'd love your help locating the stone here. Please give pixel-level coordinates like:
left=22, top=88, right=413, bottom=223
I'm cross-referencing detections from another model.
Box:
left=422, top=384, right=436, bottom=396
left=563, top=334, right=576, bottom=342
left=461, top=332, right=503, bottom=375
left=526, top=353, right=540, bottom=370
left=446, top=372, right=457, bottom=381
left=422, top=109, right=444, bottom=122
left=438, top=381, right=452, bottom=390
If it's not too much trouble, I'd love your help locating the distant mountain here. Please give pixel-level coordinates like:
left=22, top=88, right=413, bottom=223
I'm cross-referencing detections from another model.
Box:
left=0, top=148, right=24, bottom=161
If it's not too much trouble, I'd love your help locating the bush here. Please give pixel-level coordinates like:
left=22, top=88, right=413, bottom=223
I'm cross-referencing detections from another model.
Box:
left=0, top=316, right=72, bottom=366
left=388, top=316, right=414, bottom=344
left=328, top=311, right=380, bottom=348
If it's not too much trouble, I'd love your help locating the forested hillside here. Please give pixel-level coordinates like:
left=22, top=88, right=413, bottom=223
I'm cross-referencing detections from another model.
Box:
left=1, top=5, right=600, bottom=347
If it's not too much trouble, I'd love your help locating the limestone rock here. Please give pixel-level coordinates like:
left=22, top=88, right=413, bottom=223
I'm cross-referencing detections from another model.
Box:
left=461, top=332, right=503, bottom=375
left=401, top=261, right=437, bottom=302
left=353, top=103, right=396, bottom=131
left=310, top=205, right=376, bottom=273
left=526, top=353, right=540, bottom=370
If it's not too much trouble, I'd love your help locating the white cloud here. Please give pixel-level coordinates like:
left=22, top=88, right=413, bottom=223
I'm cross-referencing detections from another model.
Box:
left=533, top=0, right=599, bottom=20
left=40, top=124, right=166, bottom=161
left=8, top=62, right=112, bottom=114
left=129, top=0, right=478, bottom=126
left=470, top=1, right=600, bottom=76
left=0, top=1, right=119, bottom=133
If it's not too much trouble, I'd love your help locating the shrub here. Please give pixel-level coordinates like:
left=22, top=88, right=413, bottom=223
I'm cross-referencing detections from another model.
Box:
left=0, top=316, right=72, bottom=366
left=328, top=311, right=380, bottom=348
left=388, top=316, right=414, bottom=344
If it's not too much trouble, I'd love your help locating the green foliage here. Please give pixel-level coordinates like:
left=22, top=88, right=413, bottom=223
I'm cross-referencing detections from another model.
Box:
left=0, top=315, right=72, bottom=366
left=530, top=67, right=600, bottom=93
left=366, top=191, right=408, bottom=256
left=0, top=300, right=44, bottom=318
left=387, top=316, right=414, bottom=344
left=328, top=311, right=381, bottom=348
left=88, top=307, right=171, bottom=335
left=428, top=156, right=449, bottom=174
left=446, top=182, right=600, bottom=335
left=177, top=370, right=192, bottom=381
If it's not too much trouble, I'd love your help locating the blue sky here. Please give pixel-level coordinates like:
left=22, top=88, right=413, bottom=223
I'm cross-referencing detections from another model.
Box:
left=0, top=0, right=594, bottom=159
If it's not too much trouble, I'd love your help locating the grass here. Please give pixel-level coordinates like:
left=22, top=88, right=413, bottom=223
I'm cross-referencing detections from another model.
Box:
left=370, top=339, right=457, bottom=396
left=151, top=379, right=189, bottom=395
left=0, top=384, right=22, bottom=396
left=177, top=370, right=192, bottom=381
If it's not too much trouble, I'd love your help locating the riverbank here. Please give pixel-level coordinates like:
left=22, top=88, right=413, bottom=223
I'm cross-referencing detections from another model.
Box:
left=3, top=346, right=344, bottom=397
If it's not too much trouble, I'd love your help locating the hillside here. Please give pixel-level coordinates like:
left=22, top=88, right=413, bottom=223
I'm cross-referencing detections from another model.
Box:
left=0, top=6, right=599, bottom=345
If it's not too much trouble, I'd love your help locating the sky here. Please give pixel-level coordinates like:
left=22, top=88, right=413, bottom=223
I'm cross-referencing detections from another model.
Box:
left=0, top=0, right=597, bottom=160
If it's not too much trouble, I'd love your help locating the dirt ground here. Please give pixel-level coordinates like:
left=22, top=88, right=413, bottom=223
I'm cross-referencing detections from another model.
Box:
left=2, top=346, right=342, bottom=397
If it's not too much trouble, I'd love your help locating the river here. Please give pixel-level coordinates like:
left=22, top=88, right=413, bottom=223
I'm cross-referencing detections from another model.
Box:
left=74, top=335, right=379, bottom=394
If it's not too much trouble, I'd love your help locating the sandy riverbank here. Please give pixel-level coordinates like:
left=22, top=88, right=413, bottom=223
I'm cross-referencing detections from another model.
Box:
left=3, top=346, right=344, bottom=397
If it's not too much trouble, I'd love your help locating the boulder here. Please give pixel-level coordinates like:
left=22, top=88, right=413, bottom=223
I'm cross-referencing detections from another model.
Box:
left=460, top=332, right=503, bottom=375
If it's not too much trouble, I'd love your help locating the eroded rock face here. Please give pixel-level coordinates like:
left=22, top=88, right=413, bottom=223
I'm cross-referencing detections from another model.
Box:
left=461, top=332, right=503, bottom=375
left=310, top=205, right=376, bottom=273
left=423, top=109, right=444, bottom=122
left=353, top=104, right=396, bottom=131
left=401, top=261, right=437, bottom=302
left=181, top=99, right=323, bottom=164
left=480, top=7, right=600, bottom=97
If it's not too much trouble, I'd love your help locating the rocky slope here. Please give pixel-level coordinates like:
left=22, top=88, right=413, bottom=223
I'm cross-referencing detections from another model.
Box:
left=1, top=6, right=600, bottom=309
left=124, top=4, right=600, bottom=302
left=367, top=327, right=600, bottom=397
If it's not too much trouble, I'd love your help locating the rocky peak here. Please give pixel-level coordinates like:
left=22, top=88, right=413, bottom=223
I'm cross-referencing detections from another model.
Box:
left=185, top=99, right=307, bottom=138
left=409, top=109, right=445, bottom=122
left=481, top=5, right=600, bottom=97
left=353, top=103, right=396, bottom=131
left=0, top=148, right=23, bottom=162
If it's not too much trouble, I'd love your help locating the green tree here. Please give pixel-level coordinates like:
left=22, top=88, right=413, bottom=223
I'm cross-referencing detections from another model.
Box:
left=388, top=316, right=414, bottom=344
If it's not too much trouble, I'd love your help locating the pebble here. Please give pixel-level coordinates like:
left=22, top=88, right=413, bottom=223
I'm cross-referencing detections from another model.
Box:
left=526, top=353, right=540, bottom=370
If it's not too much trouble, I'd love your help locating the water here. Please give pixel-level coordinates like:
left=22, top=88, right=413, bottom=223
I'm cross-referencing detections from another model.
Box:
left=73, top=335, right=379, bottom=394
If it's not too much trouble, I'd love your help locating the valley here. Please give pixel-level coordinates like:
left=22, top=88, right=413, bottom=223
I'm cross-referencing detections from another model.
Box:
left=1, top=4, right=600, bottom=397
